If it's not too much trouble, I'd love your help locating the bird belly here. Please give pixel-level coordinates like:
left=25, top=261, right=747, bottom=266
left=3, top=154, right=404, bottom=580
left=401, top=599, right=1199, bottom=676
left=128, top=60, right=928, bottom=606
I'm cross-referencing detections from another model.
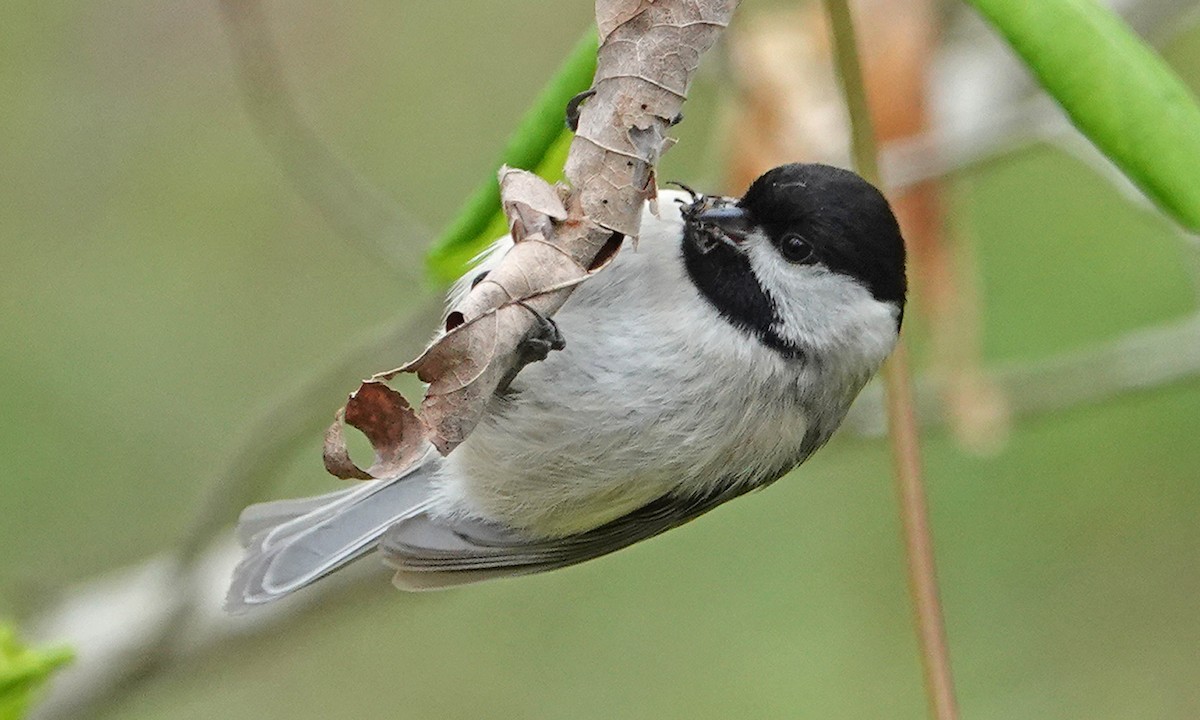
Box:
left=428, top=235, right=813, bottom=539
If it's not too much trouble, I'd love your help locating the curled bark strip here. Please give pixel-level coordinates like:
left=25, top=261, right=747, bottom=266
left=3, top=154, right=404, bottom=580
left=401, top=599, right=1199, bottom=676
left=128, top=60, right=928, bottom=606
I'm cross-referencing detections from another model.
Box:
left=597, top=0, right=657, bottom=42
left=324, top=0, right=739, bottom=473
left=322, top=409, right=372, bottom=480
left=568, top=0, right=736, bottom=236
left=322, top=382, right=427, bottom=480
left=498, top=166, right=569, bottom=242
left=396, top=233, right=621, bottom=454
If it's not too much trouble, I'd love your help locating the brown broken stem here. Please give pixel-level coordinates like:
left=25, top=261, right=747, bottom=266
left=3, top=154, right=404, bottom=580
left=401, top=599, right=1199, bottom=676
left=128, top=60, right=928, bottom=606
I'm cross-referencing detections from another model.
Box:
left=822, top=1, right=960, bottom=720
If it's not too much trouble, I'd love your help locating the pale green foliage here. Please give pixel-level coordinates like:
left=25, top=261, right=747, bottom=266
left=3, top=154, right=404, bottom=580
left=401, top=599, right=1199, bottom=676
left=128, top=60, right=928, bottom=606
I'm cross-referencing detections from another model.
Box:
left=965, top=0, right=1200, bottom=230
left=0, top=624, right=72, bottom=720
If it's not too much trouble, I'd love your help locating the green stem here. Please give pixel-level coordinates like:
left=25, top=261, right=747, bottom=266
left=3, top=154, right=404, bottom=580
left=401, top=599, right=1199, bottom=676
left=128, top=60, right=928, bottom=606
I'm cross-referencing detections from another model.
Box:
left=822, top=2, right=960, bottom=719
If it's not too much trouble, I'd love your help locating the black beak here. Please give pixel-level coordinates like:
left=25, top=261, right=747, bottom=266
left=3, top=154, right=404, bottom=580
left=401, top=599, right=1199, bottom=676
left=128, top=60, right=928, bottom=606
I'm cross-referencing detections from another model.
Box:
left=692, top=205, right=754, bottom=249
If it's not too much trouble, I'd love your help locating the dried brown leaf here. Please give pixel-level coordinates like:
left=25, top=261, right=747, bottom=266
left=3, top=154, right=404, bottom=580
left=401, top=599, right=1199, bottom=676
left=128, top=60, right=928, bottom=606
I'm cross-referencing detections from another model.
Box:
left=322, top=381, right=427, bottom=479
left=498, top=166, right=569, bottom=243
left=325, top=0, right=737, bottom=467
left=322, top=409, right=372, bottom=480
left=405, top=233, right=621, bottom=454
left=597, top=0, right=657, bottom=42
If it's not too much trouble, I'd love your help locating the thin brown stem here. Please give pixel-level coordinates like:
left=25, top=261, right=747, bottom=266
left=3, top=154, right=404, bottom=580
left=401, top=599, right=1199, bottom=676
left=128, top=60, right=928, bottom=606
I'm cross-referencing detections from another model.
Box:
left=822, top=1, right=960, bottom=719
left=880, top=345, right=960, bottom=720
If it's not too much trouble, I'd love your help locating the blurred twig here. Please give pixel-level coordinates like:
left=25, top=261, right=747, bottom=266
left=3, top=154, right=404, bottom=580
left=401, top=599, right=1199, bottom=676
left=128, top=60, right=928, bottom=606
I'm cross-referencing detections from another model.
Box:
left=29, top=301, right=441, bottom=720
left=31, top=0, right=451, bottom=713
left=846, top=312, right=1200, bottom=436
left=217, top=0, right=427, bottom=272
left=30, top=541, right=390, bottom=720
left=823, top=2, right=960, bottom=720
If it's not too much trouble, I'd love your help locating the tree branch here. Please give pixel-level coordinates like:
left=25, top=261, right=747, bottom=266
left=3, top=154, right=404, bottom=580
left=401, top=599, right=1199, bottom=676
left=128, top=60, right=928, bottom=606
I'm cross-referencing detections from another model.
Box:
left=846, top=312, right=1200, bottom=436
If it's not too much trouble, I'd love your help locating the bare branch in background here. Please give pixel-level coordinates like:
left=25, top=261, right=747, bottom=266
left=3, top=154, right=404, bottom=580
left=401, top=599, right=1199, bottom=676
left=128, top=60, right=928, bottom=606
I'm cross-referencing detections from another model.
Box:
left=822, top=0, right=960, bottom=717
left=30, top=301, right=442, bottom=720
left=217, top=0, right=427, bottom=272
left=30, top=541, right=388, bottom=720
left=846, top=313, right=1200, bottom=437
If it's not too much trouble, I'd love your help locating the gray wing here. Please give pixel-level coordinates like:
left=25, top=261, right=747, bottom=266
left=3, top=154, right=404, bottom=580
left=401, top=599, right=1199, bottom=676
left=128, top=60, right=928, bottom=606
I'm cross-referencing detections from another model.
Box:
left=379, top=478, right=776, bottom=590
left=379, top=363, right=830, bottom=590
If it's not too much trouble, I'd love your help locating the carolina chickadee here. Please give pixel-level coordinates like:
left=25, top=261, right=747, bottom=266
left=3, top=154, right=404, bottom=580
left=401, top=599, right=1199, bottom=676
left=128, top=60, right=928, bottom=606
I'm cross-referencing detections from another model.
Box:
left=227, top=163, right=906, bottom=610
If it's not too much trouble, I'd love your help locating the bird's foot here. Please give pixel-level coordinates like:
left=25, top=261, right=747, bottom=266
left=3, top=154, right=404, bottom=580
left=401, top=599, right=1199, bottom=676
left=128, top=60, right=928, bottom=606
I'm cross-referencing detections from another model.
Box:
left=515, top=300, right=566, bottom=363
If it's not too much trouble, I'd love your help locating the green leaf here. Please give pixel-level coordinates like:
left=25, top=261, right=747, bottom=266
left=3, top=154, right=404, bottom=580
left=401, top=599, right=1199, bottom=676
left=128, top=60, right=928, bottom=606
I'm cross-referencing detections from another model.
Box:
left=963, top=0, right=1200, bottom=231
left=0, top=623, right=73, bottom=720
left=426, top=30, right=597, bottom=284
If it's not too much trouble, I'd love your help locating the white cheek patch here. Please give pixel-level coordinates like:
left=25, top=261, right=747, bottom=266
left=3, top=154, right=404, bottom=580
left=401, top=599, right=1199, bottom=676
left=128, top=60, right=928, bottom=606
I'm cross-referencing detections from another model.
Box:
left=744, top=233, right=899, bottom=369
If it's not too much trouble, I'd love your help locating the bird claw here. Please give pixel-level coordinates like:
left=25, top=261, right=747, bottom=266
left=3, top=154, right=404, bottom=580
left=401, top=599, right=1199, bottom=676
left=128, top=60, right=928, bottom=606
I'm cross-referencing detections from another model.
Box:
left=516, top=300, right=566, bottom=362
left=496, top=301, right=566, bottom=394
left=565, top=89, right=597, bottom=132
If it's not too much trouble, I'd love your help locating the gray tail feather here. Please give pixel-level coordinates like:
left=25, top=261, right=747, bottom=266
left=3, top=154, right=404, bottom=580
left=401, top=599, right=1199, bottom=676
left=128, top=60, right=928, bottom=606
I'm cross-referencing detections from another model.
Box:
left=225, top=462, right=437, bottom=612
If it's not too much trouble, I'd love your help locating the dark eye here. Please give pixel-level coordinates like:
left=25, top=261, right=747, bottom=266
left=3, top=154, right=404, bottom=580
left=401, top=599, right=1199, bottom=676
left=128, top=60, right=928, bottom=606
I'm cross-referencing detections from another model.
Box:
left=779, top=234, right=813, bottom=263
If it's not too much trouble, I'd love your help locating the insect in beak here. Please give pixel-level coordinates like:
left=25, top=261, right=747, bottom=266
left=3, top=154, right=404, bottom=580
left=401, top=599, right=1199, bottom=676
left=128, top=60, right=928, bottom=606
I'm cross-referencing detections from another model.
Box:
left=689, top=204, right=753, bottom=253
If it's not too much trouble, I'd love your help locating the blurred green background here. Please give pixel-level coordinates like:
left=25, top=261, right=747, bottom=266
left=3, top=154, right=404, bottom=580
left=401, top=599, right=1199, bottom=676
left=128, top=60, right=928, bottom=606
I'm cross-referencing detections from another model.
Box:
left=2, top=1, right=1199, bottom=718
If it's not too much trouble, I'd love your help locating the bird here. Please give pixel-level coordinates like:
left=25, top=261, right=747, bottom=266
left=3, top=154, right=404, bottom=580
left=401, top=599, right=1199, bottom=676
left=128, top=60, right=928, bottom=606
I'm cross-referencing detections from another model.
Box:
left=226, top=162, right=907, bottom=610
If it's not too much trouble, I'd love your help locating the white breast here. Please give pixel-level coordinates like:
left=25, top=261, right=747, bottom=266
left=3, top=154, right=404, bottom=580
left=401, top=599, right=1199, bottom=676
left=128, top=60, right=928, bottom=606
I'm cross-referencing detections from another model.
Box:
left=429, top=195, right=823, bottom=538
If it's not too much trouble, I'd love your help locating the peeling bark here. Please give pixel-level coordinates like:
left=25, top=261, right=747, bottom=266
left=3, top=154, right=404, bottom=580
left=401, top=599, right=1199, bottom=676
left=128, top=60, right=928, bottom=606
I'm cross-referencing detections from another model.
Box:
left=324, top=0, right=739, bottom=472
